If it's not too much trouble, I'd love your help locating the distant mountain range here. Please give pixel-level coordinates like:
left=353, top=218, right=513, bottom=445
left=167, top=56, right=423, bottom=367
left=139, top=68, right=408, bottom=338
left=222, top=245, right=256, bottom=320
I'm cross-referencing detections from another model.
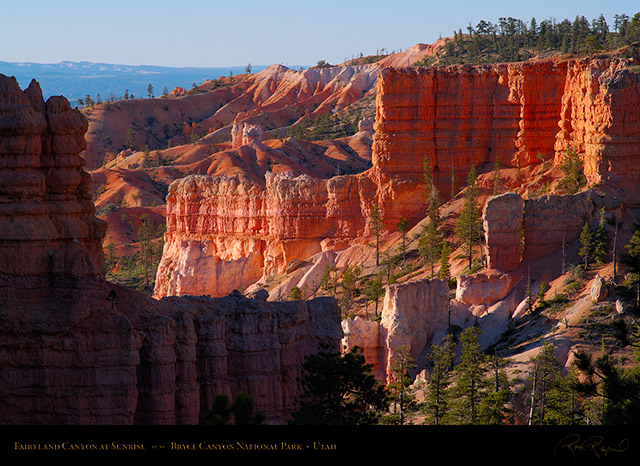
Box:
left=0, top=61, right=269, bottom=103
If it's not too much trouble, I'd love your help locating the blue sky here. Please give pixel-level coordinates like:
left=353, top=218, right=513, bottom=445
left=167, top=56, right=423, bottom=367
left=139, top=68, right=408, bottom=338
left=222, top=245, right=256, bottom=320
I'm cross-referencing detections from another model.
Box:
left=1, top=0, right=638, bottom=68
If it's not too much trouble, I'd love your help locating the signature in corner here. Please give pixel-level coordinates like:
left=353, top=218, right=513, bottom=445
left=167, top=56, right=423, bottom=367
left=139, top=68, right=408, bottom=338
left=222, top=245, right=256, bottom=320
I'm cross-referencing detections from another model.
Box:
left=554, top=434, right=630, bottom=458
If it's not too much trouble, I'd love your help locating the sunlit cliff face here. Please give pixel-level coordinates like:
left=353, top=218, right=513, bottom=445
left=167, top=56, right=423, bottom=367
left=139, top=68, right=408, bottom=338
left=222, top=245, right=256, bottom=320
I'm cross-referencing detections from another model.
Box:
left=155, top=57, right=640, bottom=300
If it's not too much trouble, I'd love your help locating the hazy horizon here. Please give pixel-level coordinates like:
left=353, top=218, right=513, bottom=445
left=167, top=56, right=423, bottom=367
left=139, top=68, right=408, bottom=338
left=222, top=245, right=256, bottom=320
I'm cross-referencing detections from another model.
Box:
left=0, top=61, right=271, bottom=101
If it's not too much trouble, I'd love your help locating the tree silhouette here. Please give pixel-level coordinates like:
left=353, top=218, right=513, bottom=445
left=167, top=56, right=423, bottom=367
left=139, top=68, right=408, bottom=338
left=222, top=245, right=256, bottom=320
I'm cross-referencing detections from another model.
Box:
left=201, top=393, right=266, bottom=425
left=290, top=345, right=388, bottom=425
left=592, top=207, right=610, bottom=265
left=387, top=346, right=417, bottom=425
left=449, top=326, right=488, bottom=424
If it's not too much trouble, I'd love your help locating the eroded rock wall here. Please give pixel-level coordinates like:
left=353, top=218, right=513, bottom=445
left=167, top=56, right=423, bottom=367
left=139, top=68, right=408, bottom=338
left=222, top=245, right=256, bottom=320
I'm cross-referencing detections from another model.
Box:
left=0, top=284, right=341, bottom=425
left=131, top=292, right=341, bottom=425
left=0, top=75, right=107, bottom=298
left=154, top=172, right=376, bottom=298
left=0, top=75, right=342, bottom=425
left=342, top=275, right=524, bottom=382
left=482, top=192, right=525, bottom=271
left=482, top=189, right=605, bottom=271
left=342, top=279, right=450, bottom=382
left=372, top=58, right=639, bottom=228
left=555, top=59, right=640, bottom=185
left=155, top=57, right=640, bottom=299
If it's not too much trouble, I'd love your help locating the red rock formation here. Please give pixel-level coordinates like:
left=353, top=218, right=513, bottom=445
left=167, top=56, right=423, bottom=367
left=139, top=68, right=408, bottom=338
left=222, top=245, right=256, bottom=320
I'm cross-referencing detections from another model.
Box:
left=482, top=192, right=524, bottom=271
left=342, top=273, right=528, bottom=382
left=377, top=40, right=446, bottom=68
left=231, top=122, right=263, bottom=149
left=341, top=317, right=384, bottom=379
left=379, top=278, right=450, bottom=382
left=0, top=75, right=342, bottom=425
left=372, top=57, right=639, bottom=228
left=0, top=75, right=106, bottom=297
left=482, top=189, right=608, bottom=271
left=154, top=56, right=640, bottom=300
left=522, top=190, right=602, bottom=261
left=554, top=58, right=640, bottom=186
left=128, top=291, right=342, bottom=425
left=154, top=172, right=376, bottom=298
left=455, top=272, right=519, bottom=305
left=1, top=282, right=341, bottom=424
left=82, top=63, right=379, bottom=170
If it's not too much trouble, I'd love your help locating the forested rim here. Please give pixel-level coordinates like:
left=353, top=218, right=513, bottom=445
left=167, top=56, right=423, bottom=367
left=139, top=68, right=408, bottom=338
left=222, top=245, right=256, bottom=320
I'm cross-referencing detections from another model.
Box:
left=414, top=12, right=640, bottom=66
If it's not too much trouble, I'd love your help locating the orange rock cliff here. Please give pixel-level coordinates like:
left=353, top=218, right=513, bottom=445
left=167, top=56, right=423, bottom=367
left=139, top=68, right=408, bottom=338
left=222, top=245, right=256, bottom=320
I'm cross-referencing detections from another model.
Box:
left=154, top=56, right=640, bottom=300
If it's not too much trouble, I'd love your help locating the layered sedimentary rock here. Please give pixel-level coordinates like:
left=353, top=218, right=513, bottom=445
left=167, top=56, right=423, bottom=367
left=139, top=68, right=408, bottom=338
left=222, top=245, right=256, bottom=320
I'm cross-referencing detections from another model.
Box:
left=555, top=59, right=640, bottom=185
left=522, top=190, right=602, bottom=260
left=341, top=279, right=450, bottom=382
left=342, top=273, right=530, bottom=381
left=341, top=275, right=522, bottom=382
left=82, top=63, right=380, bottom=170
left=0, top=75, right=106, bottom=297
left=0, top=75, right=342, bottom=425
left=341, top=316, right=383, bottom=379
left=231, top=122, right=263, bottom=149
left=154, top=172, right=376, bottom=298
left=455, top=272, right=519, bottom=305
left=372, top=57, right=640, bottom=227
left=379, top=279, right=450, bottom=381
left=482, top=189, right=604, bottom=271
left=156, top=56, right=640, bottom=299
left=130, top=292, right=341, bottom=425
left=482, top=193, right=524, bottom=271
left=0, top=284, right=340, bottom=424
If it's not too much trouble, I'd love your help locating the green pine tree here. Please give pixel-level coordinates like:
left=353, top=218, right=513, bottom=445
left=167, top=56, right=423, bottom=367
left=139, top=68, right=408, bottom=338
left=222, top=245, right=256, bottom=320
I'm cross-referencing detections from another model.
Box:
left=365, top=271, right=385, bottom=318
left=137, top=213, right=154, bottom=290
left=492, top=154, right=502, bottom=195
left=448, top=326, right=488, bottom=424
left=593, top=207, right=610, bottom=264
left=104, top=241, right=118, bottom=274
left=545, top=368, right=582, bottom=425
left=397, top=217, right=410, bottom=268
left=558, top=147, right=587, bottom=194
left=438, top=241, right=451, bottom=281
left=202, top=393, right=266, bottom=425
left=478, top=351, right=512, bottom=424
left=387, top=346, right=417, bottom=425
left=288, top=285, right=302, bottom=301
left=455, top=166, right=482, bottom=270
left=418, top=220, right=442, bottom=279
left=579, top=221, right=593, bottom=269
left=340, top=265, right=361, bottom=314
left=423, top=334, right=455, bottom=425
left=527, top=342, right=563, bottom=425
